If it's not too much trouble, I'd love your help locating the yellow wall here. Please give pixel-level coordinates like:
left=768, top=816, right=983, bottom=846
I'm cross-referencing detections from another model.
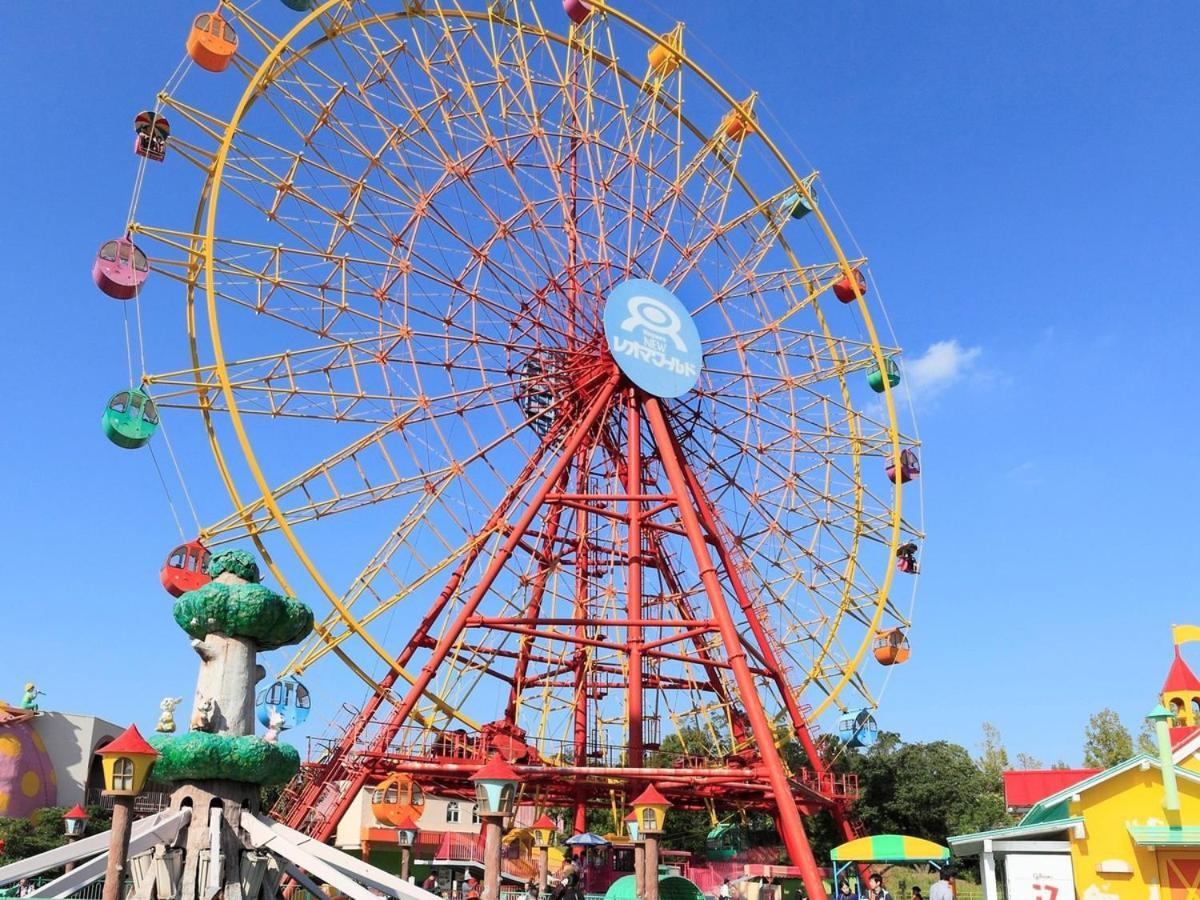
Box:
left=1066, top=764, right=1200, bottom=900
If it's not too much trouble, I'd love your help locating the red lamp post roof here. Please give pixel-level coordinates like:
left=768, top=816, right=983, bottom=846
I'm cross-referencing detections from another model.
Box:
left=394, top=814, right=419, bottom=831
left=533, top=814, right=557, bottom=830
left=632, top=784, right=670, bottom=807
left=1164, top=647, right=1200, bottom=694
left=97, top=724, right=158, bottom=758
left=470, top=754, right=520, bottom=783
left=64, top=804, right=89, bottom=821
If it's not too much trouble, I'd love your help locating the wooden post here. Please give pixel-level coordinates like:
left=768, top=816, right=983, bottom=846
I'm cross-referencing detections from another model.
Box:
left=644, top=836, right=659, bottom=900
left=483, top=815, right=503, bottom=900
left=538, top=845, right=550, bottom=897
left=633, top=841, right=645, bottom=900
left=401, top=846, right=412, bottom=883
left=102, top=797, right=134, bottom=900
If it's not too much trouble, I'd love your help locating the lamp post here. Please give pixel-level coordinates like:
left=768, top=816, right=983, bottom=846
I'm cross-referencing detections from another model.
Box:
left=396, top=815, right=419, bottom=883
left=531, top=815, right=557, bottom=898
left=631, top=786, right=670, bottom=900
left=624, top=812, right=644, bottom=900
left=471, top=756, right=522, bottom=900
left=1148, top=704, right=1182, bottom=813
left=63, top=805, right=90, bottom=873
left=96, top=725, right=159, bottom=900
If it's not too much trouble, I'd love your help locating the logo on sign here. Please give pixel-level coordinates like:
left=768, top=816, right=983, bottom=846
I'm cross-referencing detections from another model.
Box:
left=603, top=279, right=702, bottom=398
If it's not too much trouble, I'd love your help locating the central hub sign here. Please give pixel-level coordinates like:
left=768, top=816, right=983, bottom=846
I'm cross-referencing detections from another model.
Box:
left=603, top=279, right=702, bottom=398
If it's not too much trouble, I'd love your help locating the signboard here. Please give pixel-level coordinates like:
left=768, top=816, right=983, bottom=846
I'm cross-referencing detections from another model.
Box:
left=603, top=279, right=702, bottom=398
left=1005, top=853, right=1076, bottom=900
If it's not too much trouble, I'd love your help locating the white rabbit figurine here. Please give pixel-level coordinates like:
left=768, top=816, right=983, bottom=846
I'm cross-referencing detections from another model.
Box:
left=156, top=697, right=183, bottom=733
left=263, top=706, right=286, bottom=744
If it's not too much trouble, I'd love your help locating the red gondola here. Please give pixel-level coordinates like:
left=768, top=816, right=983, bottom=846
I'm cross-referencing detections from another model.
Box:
left=160, top=541, right=212, bottom=597
left=93, top=237, right=149, bottom=300
left=133, top=111, right=170, bottom=162
left=896, top=542, right=919, bottom=575
left=832, top=268, right=867, bottom=303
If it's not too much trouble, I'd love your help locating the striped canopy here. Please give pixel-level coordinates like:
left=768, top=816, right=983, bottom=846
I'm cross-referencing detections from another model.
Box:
left=831, top=834, right=950, bottom=862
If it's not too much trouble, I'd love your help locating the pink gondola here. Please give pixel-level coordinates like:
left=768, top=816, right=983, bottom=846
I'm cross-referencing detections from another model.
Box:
left=885, top=448, right=920, bottom=484
left=93, top=237, right=149, bottom=300
left=563, top=0, right=591, bottom=25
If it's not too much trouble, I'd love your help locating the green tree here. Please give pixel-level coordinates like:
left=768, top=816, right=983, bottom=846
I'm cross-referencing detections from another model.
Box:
left=1082, top=709, right=1134, bottom=768
left=1137, top=720, right=1159, bottom=755
left=1015, top=753, right=1043, bottom=770
left=0, top=805, right=111, bottom=865
left=977, top=723, right=1009, bottom=783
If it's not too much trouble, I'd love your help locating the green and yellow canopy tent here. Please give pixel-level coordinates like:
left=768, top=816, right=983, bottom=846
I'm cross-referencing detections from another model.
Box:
left=830, top=835, right=950, bottom=892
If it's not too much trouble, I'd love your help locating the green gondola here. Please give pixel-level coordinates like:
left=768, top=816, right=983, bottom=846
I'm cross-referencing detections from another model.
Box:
left=102, top=389, right=159, bottom=449
left=867, top=357, right=901, bottom=393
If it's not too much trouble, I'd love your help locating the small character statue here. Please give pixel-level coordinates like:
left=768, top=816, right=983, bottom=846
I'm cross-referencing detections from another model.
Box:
left=262, top=706, right=286, bottom=744
left=157, top=697, right=183, bottom=733
left=20, top=683, right=42, bottom=712
left=190, top=696, right=215, bottom=733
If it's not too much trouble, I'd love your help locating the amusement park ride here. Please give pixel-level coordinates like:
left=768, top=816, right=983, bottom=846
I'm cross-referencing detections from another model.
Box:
left=92, top=2, right=922, bottom=898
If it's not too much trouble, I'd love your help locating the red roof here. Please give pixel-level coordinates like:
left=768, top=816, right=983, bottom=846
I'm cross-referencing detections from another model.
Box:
left=471, top=754, right=520, bottom=782
left=533, top=814, right=556, bottom=830
left=63, top=805, right=88, bottom=820
left=1002, top=769, right=1100, bottom=809
left=632, top=784, right=670, bottom=807
left=1163, top=648, right=1200, bottom=694
left=96, top=724, right=158, bottom=758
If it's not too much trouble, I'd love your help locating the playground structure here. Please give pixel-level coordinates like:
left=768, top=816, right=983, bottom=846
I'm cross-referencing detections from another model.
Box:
left=88, top=3, right=924, bottom=899
left=0, top=550, right=439, bottom=900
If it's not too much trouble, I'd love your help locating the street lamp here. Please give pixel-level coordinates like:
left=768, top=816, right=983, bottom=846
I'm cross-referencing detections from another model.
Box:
left=63, top=805, right=90, bottom=873
left=471, top=756, right=522, bottom=900
left=396, top=814, right=419, bottom=883
left=624, top=812, right=644, bottom=900
left=531, top=815, right=557, bottom=897
left=1148, top=704, right=1181, bottom=813
left=631, top=786, right=670, bottom=900
left=96, top=725, right=159, bottom=900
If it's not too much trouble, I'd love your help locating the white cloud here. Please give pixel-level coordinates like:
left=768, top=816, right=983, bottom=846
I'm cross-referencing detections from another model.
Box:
left=905, top=339, right=982, bottom=398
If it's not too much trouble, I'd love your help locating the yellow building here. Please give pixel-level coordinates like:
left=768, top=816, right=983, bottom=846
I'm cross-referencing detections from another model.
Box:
left=951, top=633, right=1200, bottom=899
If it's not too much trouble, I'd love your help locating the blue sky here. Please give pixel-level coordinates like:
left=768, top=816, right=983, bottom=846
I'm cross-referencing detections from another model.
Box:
left=3, top=0, right=1199, bottom=772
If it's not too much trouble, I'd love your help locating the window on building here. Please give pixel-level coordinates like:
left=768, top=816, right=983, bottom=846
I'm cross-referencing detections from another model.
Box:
left=471, top=806, right=481, bottom=825
left=446, top=801, right=460, bottom=824
left=112, top=757, right=135, bottom=792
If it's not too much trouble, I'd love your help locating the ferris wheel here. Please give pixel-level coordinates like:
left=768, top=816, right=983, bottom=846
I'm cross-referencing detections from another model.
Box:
left=94, top=0, right=922, bottom=894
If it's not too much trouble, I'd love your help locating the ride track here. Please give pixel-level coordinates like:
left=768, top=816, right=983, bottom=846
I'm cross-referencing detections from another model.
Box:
left=99, top=2, right=924, bottom=897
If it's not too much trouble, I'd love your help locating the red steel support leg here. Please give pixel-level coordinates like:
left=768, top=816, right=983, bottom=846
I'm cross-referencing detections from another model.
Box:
left=626, top=389, right=645, bottom=769
left=643, top=397, right=828, bottom=900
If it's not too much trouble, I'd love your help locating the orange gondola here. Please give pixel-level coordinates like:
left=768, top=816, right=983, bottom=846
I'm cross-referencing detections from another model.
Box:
left=370, top=773, right=426, bottom=827
left=186, top=11, right=238, bottom=73
left=873, top=628, right=911, bottom=666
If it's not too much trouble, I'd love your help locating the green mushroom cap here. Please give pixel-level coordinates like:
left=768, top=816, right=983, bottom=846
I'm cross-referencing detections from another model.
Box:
left=206, top=549, right=262, bottom=583
left=149, top=733, right=300, bottom=786
left=174, top=580, right=314, bottom=650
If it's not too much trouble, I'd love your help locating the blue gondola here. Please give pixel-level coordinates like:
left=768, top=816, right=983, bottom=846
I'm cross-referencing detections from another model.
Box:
left=255, top=677, right=311, bottom=731
left=838, top=708, right=878, bottom=749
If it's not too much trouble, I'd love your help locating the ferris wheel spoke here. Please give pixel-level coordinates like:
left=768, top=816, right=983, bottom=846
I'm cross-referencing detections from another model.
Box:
left=286, top=372, right=618, bottom=670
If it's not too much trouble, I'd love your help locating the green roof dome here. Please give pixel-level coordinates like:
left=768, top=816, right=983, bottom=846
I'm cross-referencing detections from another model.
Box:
left=604, top=875, right=704, bottom=900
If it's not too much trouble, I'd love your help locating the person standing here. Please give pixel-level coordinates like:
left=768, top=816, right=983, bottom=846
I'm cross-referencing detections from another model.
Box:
left=867, top=874, right=893, bottom=900
left=928, top=871, right=953, bottom=900
left=910, top=888, right=923, bottom=900
left=719, top=880, right=732, bottom=900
